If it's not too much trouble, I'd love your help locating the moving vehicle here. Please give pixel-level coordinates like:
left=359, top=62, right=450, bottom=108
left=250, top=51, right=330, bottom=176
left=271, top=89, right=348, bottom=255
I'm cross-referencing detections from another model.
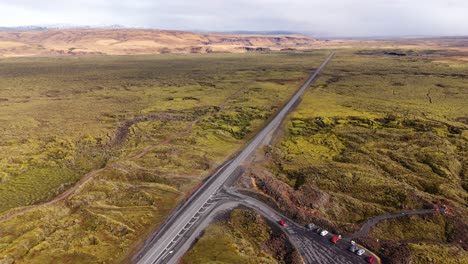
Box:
left=278, top=219, right=287, bottom=227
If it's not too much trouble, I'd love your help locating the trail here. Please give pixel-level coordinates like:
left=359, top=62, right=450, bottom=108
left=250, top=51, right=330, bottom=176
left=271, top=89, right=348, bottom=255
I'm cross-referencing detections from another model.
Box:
left=347, top=209, right=438, bottom=239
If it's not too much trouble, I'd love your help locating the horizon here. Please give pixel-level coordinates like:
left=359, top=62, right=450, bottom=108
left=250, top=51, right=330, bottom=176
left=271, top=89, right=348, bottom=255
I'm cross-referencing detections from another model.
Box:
left=1, top=0, right=467, bottom=37
left=1, top=24, right=468, bottom=39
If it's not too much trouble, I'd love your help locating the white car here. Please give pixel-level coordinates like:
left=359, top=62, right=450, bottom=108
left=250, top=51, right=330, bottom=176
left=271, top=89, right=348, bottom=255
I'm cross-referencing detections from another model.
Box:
left=320, top=230, right=328, bottom=236
left=357, top=249, right=365, bottom=256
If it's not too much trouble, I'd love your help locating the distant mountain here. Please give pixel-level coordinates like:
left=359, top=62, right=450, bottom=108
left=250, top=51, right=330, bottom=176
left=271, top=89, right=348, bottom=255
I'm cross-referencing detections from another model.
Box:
left=0, top=26, right=303, bottom=36
left=0, top=26, right=48, bottom=31
left=0, top=24, right=126, bottom=31
left=227, top=30, right=301, bottom=35
left=0, top=28, right=316, bottom=57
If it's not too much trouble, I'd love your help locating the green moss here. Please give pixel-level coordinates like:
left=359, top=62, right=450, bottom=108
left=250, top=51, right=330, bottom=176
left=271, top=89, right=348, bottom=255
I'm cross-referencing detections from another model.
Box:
left=408, top=243, right=467, bottom=264
left=270, top=50, right=467, bottom=223
left=254, top=50, right=468, bottom=263
left=370, top=214, right=449, bottom=241
left=0, top=52, right=329, bottom=263
left=181, top=209, right=278, bottom=264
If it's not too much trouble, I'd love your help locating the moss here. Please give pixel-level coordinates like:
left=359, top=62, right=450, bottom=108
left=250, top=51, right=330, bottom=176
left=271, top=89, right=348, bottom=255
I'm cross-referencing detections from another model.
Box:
left=255, top=49, right=467, bottom=261
left=0, top=51, right=330, bottom=263
left=181, top=209, right=279, bottom=264
left=370, top=214, right=449, bottom=242
left=408, top=243, right=467, bottom=264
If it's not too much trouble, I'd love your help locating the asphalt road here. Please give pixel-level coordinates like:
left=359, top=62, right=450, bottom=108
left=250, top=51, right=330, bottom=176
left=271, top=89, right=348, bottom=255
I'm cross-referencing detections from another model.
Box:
left=146, top=187, right=375, bottom=264
left=223, top=188, right=374, bottom=264
left=134, top=52, right=335, bottom=264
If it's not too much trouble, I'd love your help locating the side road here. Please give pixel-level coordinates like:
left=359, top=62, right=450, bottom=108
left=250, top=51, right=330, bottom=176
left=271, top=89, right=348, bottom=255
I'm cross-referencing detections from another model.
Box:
left=348, top=209, right=439, bottom=239
left=161, top=187, right=378, bottom=264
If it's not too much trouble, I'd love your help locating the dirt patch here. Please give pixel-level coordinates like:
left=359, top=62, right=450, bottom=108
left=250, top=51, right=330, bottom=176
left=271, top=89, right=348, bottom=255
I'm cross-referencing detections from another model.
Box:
left=182, top=96, right=200, bottom=101
left=263, top=231, right=302, bottom=263
left=238, top=166, right=338, bottom=233
left=243, top=47, right=271, bottom=52
left=261, top=78, right=302, bottom=85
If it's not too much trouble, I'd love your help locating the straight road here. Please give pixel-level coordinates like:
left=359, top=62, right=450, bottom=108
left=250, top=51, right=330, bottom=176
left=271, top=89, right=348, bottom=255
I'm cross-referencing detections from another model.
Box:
left=135, top=52, right=335, bottom=264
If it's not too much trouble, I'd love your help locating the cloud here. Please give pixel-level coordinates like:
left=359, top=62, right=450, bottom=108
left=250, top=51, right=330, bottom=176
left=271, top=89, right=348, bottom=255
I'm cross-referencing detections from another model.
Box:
left=0, top=0, right=467, bottom=36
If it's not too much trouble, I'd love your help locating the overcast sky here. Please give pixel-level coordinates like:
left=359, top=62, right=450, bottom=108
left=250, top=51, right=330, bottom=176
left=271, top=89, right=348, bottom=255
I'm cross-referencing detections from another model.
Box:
left=1, top=0, right=467, bottom=37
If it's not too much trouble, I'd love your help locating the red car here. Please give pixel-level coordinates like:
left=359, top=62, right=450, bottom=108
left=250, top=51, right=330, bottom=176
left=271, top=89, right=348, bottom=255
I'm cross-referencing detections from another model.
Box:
left=331, top=235, right=340, bottom=244
left=278, top=219, right=287, bottom=226
left=366, top=256, right=376, bottom=263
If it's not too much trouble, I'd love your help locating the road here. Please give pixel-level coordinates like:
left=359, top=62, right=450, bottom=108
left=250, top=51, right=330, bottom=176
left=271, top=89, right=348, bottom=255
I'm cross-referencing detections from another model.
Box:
left=134, top=52, right=335, bottom=264
left=222, top=188, right=375, bottom=264
left=144, top=186, right=378, bottom=264
left=164, top=187, right=375, bottom=264
left=348, top=209, right=438, bottom=239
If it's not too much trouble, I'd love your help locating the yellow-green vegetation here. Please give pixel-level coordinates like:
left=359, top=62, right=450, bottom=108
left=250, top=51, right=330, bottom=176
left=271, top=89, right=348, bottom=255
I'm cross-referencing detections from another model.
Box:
left=181, top=209, right=275, bottom=264
left=369, top=214, right=468, bottom=263
left=370, top=214, right=451, bottom=242
left=271, top=49, right=467, bottom=221
left=257, top=49, right=467, bottom=262
left=181, top=208, right=296, bottom=264
left=0, top=51, right=328, bottom=263
left=408, top=243, right=467, bottom=264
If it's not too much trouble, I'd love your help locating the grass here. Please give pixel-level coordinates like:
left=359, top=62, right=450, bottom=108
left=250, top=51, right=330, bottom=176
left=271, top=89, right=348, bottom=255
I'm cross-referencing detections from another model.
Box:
left=269, top=49, right=467, bottom=221
left=408, top=243, right=467, bottom=264
left=0, top=52, right=326, bottom=212
left=181, top=208, right=294, bottom=264
left=247, top=49, right=467, bottom=261
left=0, top=51, right=328, bottom=263
left=370, top=214, right=450, bottom=242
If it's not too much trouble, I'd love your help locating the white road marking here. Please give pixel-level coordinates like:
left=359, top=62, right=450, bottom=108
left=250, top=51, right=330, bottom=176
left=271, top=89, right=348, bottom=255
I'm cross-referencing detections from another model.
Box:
left=137, top=53, right=335, bottom=264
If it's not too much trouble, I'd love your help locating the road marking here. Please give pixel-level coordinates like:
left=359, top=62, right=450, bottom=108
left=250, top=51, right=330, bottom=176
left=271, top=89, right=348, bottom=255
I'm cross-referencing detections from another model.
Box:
left=137, top=53, right=335, bottom=264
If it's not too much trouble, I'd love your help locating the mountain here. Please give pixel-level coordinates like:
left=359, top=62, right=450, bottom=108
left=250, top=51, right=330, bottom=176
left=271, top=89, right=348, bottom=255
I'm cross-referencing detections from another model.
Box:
left=0, top=24, right=126, bottom=31
left=0, top=28, right=316, bottom=57
left=0, top=26, right=48, bottom=32
left=227, top=30, right=300, bottom=35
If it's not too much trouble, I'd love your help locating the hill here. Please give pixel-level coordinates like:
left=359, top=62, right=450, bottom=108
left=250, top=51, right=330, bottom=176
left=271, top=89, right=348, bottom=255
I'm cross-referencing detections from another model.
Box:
left=0, top=29, right=316, bottom=57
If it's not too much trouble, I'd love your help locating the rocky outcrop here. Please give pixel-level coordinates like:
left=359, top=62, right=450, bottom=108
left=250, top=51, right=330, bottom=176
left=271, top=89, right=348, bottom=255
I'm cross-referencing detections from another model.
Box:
left=246, top=167, right=336, bottom=231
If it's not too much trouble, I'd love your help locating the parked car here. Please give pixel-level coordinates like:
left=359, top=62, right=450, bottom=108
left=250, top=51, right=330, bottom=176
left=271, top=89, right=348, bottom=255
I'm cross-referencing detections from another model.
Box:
left=320, top=230, right=328, bottom=236
left=278, top=219, right=287, bottom=227
left=366, top=256, right=376, bottom=263
left=348, top=245, right=358, bottom=253
left=306, top=223, right=316, bottom=230
left=357, top=249, right=366, bottom=256
left=331, top=235, right=340, bottom=244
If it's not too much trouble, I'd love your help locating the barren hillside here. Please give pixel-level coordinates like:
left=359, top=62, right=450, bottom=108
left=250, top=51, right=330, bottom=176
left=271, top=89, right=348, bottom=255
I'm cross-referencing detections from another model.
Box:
left=0, top=29, right=316, bottom=57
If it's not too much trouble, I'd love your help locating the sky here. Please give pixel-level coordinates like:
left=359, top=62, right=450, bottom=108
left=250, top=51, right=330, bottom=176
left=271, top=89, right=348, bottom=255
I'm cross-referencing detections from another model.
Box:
left=1, top=0, right=467, bottom=37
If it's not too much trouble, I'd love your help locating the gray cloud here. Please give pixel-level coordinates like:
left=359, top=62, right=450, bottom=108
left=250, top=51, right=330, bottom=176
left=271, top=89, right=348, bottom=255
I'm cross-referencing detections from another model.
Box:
left=0, top=0, right=467, bottom=36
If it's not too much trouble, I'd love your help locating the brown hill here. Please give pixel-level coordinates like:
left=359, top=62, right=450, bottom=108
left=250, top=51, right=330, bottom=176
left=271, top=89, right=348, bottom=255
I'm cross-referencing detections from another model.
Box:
left=0, top=29, right=316, bottom=57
